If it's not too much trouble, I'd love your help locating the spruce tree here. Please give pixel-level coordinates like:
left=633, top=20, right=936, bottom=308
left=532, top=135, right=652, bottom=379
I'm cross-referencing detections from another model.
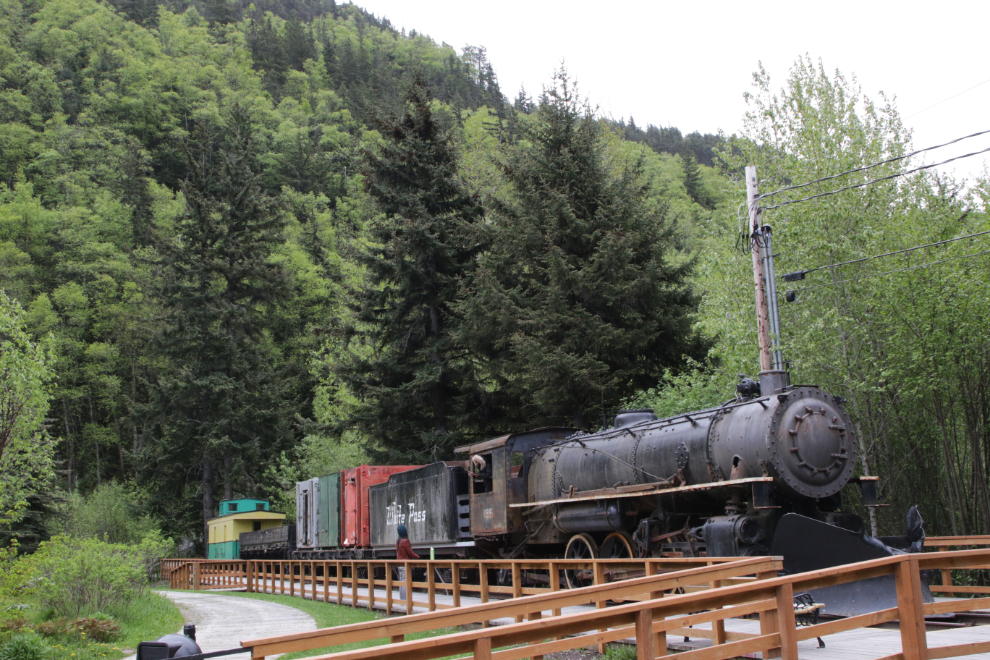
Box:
left=284, top=14, right=317, bottom=71
left=457, top=71, right=709, bottom=429
left=681, top=154, right=712, bottom=209
left=337, top=80, right=488, bottom=461
left=147, top=103, right=292, bottom=544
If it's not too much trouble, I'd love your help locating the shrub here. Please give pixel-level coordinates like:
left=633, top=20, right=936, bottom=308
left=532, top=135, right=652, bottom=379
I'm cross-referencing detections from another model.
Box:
left=28, top=622, right=62, bottom=640
left=11, top=534, right=170, bottom=618
left=54, top=483, right=159, bottom=546
left=0, top=620, right=27, bottom=635
left=68, top=617, right=121, bottom=643
left=0, top=632, right=49, bottom=660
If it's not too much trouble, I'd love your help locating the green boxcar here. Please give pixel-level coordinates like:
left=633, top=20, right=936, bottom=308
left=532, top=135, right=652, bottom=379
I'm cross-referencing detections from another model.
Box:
left=208, top=540, right=239, bottom=559
left=317, top=473, right=340, bottom=548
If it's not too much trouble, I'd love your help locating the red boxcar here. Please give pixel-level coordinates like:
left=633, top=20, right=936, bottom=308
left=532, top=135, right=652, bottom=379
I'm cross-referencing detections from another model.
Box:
left=341, top=465, right=421, bottom=549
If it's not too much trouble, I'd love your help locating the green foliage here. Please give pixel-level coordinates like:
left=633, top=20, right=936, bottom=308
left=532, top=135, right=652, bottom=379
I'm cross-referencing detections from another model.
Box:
left=3, top=535, right=168, bottom=618
left=52, top=483, right=158, bottom=545
left=337, top=79, right=489, bottom=461
left=458, top=70, right=708, bottom=429
left=603, top=643, right=638, bottom=660
left=0, top=0, right=743, bottom=542
left=693, top=56, right=990, bottom=537
left=0, top=292, right=56, bottom=524
left=33, top=616, right=120, bottom=643
left=0, top=631, right=49, bottom=660
left=0, top=591, right=180, bottom=660
left=623, top=358, right=732, bottom=419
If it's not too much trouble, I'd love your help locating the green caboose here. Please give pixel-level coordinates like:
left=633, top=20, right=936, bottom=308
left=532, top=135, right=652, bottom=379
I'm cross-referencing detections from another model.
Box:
left=206, top=499, right=285, bottom=559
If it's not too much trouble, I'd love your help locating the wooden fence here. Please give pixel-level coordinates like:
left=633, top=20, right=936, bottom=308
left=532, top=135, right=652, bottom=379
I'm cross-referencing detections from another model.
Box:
left=239, top=556, right=780, bottom=659
left=166, top=556, right=759, bottom=616
left=236, top=548, right=990, bottom=660
left=926, top=536, right=990, bottom=596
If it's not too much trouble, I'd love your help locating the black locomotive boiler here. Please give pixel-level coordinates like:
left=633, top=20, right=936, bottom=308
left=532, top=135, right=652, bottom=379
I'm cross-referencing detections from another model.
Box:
left=452, top=372, right=926, bottom=616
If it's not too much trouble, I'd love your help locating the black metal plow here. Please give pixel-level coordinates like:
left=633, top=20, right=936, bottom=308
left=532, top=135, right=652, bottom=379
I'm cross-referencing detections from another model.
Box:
left=771, top=513, right=934, bottom=618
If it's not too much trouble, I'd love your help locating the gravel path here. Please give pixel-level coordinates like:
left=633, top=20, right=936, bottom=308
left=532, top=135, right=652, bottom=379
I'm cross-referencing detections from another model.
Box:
left=125, top=591, right=316, bottom=659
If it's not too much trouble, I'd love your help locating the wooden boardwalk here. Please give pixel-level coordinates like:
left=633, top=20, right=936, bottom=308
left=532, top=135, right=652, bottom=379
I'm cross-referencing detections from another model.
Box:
left=212, top=576, right=990, bottom=660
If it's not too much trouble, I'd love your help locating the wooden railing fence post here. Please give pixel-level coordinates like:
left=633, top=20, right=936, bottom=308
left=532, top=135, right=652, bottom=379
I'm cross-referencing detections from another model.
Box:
left=368, top=562, right=375, bottom=611
left=549, top=562, right=561, bottom=617
left=636, top=608, right=655, bottom=660
left=428, top=561, right=436, bottom=612
left=404, top=561, right=413, bottom=615
left=895, top=555, right=930, bottom=660
left=528, top=610, right=544, bottom=660
left=594, top=561, right=606, bottom=653
left=709, top=566, right=726, bottom=646
left=758, top=569, right=781, bottom=660
left=192, top=562, right=201, bottom=591
left=385, top=562, right=394, bottom=615
left=479, top=562, right=490, bottom=627
left=512, top=562, right=522, bottom=622
left=336, top=561, right=343, bottom=604
left=775, top=582, right=798, bottom=660
left=474, top=636, right=492, bottom=660
left=647, top=560, right=667, bottom=657
left=351, top=561, right=359, bottom=608
left=452, top=562, right=461, bottom=608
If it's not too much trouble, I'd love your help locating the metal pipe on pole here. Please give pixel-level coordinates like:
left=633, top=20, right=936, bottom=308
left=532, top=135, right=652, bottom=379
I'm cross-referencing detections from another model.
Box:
left=761, top=226, right=784, bottom=371
left=745, top=166, right=786, bottom=393
left=745, top=166, right=773, bottom=373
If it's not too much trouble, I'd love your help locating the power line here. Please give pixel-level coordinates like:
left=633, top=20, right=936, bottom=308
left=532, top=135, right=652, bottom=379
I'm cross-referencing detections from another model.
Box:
left=905, top=77, right=990, bottom=120
left=784, top=248, right=990, bottom=296
left=759, top=128, right=990, bottom=201
left=760, top=145, right=990, bottom=211
left=783, top=226, right=987, bottom=280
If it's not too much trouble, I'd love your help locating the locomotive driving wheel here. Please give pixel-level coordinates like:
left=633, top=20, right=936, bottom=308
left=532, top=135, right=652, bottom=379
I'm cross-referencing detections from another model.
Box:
left=600, top=531, right=634, bottom=559
left=564, top=533, right=599, bottom=589
left=600, top=531, right=635, bottom=601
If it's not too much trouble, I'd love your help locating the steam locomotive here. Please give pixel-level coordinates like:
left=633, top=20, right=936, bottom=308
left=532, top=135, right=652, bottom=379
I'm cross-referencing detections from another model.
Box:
left=229, top=368, right=926, bottom=616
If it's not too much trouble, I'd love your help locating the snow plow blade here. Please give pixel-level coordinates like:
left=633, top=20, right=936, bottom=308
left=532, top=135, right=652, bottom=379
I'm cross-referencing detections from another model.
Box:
left=770, top=513, right=933, bottom=618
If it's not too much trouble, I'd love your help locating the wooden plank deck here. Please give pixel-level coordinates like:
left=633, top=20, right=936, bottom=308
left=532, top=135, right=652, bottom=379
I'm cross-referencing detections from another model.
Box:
left=202, top=577, right=990, bottom=660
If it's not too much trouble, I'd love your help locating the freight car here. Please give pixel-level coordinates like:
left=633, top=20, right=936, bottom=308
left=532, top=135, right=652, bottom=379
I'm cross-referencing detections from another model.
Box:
left=239, top=524, right=296, bottom=560
left=294, top=465, right=421, bottom=559
left=368, top=462, right=472, bottom=557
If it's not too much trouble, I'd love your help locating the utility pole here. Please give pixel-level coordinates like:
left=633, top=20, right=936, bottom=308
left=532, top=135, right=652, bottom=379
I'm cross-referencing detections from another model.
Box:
left=746, top=166, right=787, bottom=393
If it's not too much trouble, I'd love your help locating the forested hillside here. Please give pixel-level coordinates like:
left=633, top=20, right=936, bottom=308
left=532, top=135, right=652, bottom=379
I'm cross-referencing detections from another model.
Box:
left=0, top=0, right=986, bottom=551
left=0, top=0, right=722, bottom=544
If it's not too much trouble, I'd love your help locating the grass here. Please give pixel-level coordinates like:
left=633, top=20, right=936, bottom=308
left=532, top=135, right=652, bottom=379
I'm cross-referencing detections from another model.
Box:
left=0, top=589, right=184, bottom=660
left=214, top=591, right=459, bottom=660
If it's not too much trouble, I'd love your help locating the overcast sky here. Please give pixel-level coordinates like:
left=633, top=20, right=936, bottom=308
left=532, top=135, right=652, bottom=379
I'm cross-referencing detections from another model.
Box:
left=358, top=0, right=990, bottom=182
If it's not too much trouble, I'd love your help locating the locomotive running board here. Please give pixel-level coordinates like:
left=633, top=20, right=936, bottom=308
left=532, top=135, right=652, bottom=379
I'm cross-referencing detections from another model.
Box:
left=771, top=513, right=934, bottom=618
left=509, top=477, right=775, bottom=507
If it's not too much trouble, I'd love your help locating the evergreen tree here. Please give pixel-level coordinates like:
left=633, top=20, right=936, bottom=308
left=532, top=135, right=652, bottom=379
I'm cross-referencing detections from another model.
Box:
left=337, top=80, right=488, bottom=461
left=147, top=103, right=293, bottom=543
left=248, top=17, right=288, bottom=98
left=681, top=154, right=712, bottom=209
left=284, top=14, right=317, bottom=71
left=513, top=86, right=533, bottom=114
left=457, top=71, right=709, bottom=429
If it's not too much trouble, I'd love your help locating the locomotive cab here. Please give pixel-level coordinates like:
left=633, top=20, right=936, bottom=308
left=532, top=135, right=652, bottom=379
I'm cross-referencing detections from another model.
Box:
left=455, top=428, right=574, bottom=544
